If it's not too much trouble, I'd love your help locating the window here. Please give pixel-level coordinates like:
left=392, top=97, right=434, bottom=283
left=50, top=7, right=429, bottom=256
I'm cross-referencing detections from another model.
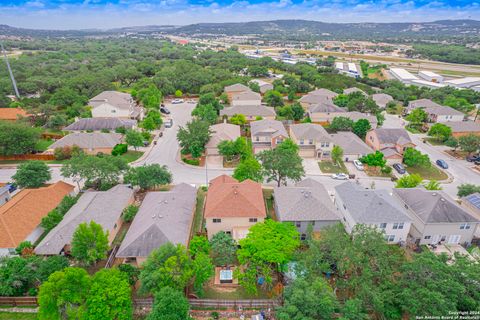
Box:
left=308, top=139, right=313, bottom=145
left=384, top=235, right=395, bottom=242
left=460, top=223, right=471, bottom=230
left=213, top=218, right=221, bottom=223
left=255, top=136, right=259, bottom=142
left=296, top=221, right=301, bottom=228
left=424, top=235, right=431, bottom=240
left=249, top=218, right=257, bottom=223
left=300, top=139, right=305, bottom=145
left=379, top=223, right=387, bottom=229
left=277, top=138, right=283, bottom=144
left=226, top=231, right=231, bottom=235
left=300, top=234, right=307, bottom=241
left=114, top=223, right=117, bottom=229
left=393, top=222, right=404, bottom=230
left=311, top=221, right=316, bottom=226
left=325, top=142, right=330, bottom=147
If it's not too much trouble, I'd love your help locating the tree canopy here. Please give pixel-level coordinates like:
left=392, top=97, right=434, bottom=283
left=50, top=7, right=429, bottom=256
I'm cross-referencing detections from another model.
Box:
left=12, top=160, right=51, bottom=188
left=124, top=164, right=172, bottom=190
left=71, top=221, right=110, bottom=266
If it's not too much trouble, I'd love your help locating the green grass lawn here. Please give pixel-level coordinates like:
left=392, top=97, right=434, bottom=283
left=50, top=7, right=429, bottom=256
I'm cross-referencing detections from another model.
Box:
left=119, top=151, right=144, bottom=163
left=318, top=160, right=348, bottom=174
left=202, top=284, right=270, bottom=300
left=262, top=188, right=276, bottom=220
left=407, top=165, right=448, bottom=181
left=35, top=139, right=54, bottom=152
left=424, top=137, right=445, bottom=146
left=0, top=159, right=66, bottom=165
left=192, top=189, right=206, bottom=234
left=0, top=313, right=37, bottom=320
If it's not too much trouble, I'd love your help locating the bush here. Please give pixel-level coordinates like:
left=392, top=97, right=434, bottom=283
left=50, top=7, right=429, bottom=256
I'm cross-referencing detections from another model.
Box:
left=141, top=131, right=151, bottom=141
left=381, top=166, right=392, bottom=174
left=122, top=205, right=139, bottom=223
left=15, top=241, right=33, bottom=255
left=182, top=158, right=200, bottom=166
left=118, top=264, right=140, bottom=286
left=54, top=146, right=72, bottom=160
left=111, top=144, right=128, bottom=156
left=115, top=127, right=127, bottom=134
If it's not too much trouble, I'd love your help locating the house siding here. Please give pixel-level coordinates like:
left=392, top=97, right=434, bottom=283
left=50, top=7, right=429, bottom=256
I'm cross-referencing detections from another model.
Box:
left=206, top=217, right=265, bottom=240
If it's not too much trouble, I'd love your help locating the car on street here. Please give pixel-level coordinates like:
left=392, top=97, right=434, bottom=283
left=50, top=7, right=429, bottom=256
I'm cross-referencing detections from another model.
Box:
left=392, top=163, right=406, bottom=174
left=353, top=160, right=364, bottom=171
left=436, top=159, right=448, bottom=169
left=160, top=106, right=170, bottom=114
left=331, top=173, right=349, bottom=180
left=164, top=118, right=173, bottom=128
left=466, top=154, right=480, bottom=162
left=171, top=99, right=184, bottom=104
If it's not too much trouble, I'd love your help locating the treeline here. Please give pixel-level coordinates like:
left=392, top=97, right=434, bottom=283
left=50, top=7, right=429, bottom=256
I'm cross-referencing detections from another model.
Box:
left=408, top=44, right=480, bottom=65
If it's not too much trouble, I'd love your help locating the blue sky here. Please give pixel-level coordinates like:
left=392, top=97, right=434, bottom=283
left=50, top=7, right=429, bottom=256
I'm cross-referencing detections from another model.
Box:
left=1, top=0, right=479, bottom=29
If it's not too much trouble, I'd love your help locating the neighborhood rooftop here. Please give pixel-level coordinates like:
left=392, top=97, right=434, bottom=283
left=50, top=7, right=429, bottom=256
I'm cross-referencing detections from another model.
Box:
left=219, top=105, right=276, bottom=117
left=49, top=132, right=123, bottom=150
left=251, top=119, right=287, bottom=138
left=64, top=117, right=137, bottom=131
left=373, top=128, right=412, bottom=145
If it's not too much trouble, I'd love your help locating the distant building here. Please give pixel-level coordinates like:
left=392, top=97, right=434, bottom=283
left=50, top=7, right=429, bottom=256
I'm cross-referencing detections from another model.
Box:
left=418, top=70, right=444, bottom=83
left=90, top=91, right=144, bottom=120
left=230, top=90, right=262, bottom=107
left=371, top=93, right=393, bottom=109
left=444, top=77, right=480, bottom=89
left=389, top=68, right=418, bottom=84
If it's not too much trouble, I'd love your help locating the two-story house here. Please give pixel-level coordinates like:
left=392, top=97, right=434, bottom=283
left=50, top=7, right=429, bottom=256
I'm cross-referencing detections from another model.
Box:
left=406, top=99, right=464, bottom=123
left=89, top=91, right=144, bottom=120
left=289, top=123, right=333, bottom=159
left=365, top=128, right=415, bottom=162
left=334, top=182, right=412, bottom=244
left=204, top=175, right=266, bottom=241
left=393, top=188, right=480, bottom=246
left=224, top=83, right=251, bottom=102
left=250, top=119, right=288, bottom=154
left=274, top=178, right=340, bottom=240
left=299, top=88, right=338, bottom=109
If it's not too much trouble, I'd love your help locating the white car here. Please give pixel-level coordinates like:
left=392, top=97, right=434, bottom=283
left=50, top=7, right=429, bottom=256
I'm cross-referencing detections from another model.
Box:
left=331, top=173, right=349, bottom=180
left=353, top=160, right=364, bottom=171
left=171, top=99, right=184, bottom=104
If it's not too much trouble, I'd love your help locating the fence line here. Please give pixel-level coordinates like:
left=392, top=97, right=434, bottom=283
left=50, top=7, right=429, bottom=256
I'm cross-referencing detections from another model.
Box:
left=0, top=297, right=38, bottom=307
left=0, top=154, right=55, bottom=161
left=105, top=245, right=119, bottom=269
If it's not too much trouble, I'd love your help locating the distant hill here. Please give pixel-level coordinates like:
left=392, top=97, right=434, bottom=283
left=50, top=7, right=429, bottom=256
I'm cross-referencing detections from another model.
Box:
left=1, top=20, right=479, bottom=41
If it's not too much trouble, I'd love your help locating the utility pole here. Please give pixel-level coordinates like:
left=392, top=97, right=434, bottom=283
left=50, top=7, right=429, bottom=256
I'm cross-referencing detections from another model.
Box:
left=0, top=41, right=20, bottom=99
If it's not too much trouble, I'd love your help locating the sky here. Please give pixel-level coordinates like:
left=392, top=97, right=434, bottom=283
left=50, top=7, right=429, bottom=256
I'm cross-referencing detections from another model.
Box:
left=0, top=0, right=479, bottom=30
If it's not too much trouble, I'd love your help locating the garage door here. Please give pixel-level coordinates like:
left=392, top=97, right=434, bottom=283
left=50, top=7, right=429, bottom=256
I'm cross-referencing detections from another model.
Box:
left=299, top=148, right=315, bottom=158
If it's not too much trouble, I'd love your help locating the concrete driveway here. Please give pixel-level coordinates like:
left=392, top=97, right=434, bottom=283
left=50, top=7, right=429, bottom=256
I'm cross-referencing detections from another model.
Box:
left=303, top=158, right=322, bottom=175
left=206, top=155, right=224, bottom=169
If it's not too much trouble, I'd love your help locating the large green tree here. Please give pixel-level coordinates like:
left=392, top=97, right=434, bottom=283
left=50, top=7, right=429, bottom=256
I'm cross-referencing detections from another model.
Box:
left=12, top=160, right=51, bottom=188
left=0, top=121, right=40, bottom=156
left=71, top=221, right=110, bottom=266
left=147, top=287, right=191, bottom=320
left=403, top=147, right=431, bottom=168
left=177, top=119, right=212, bottom=158
left=209, top=231, right=237, bottom=266
left=124, top=164, right=172, bottom=190
left=352, top=119, right=372, bottom=139
left=233, top=157, right=263, bottom=182
left=329, top=116, right=354, bottom=131
left=459, top=134, right=480, bottom=156
left=428, top=123, right=452, bottom=142
left=257, top=139, right=305, bottom=187
left=125, top=130, right=144, bottom=151
left=263, top=90, right=284, bottom=107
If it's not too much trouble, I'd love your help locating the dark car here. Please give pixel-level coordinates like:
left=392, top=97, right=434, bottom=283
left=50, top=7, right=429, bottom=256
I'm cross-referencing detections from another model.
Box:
left=6, top=183, right=17, bottom=193
left=160, top=106, right=170, bottom=114
left=436, top=159, right=448, bottom=169
left=466, top=154, right=480, bottom=162
left=393, top=163, right=406, bottom=174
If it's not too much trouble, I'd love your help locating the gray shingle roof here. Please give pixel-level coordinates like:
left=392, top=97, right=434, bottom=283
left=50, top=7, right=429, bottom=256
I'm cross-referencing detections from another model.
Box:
left=232, top=91, right=261, bottom=101
left=35, top=185, right=134, bottom=255
left=373, top=128, right=412, bottom=145
left=116, top=184, right=197, bottom=258
left=64, top=118, right=137, bottom=131
left=371, top=93, right=393, bottom=107
left=206, top=123, right=241, bottom=149
left=344, top=87, right=367, bottom=96
left=393, top=189, right=479, bottom=224
left=424, top=105, right=464, bottom=116
left=290, top=123, right=332, bottom=141
left=408, top=99, right=442, bottom=109
left=220, top=105, right=276, bottom=117
left=444, top=121, right=480, bottom=133
left=345, top=112, right=378, bottom=127
left=89, top=91, right=133, bottom=109
left=308, top=102, right=344, bottom=113
left=330, top=132, right=373, bottom=155
left=274, top=179, right=339, bottom=222
left=335, top=182, right=411, bottom=224
left=50, top=133, right=122, bottom=150
left=250, top=119, right=287, bottom=138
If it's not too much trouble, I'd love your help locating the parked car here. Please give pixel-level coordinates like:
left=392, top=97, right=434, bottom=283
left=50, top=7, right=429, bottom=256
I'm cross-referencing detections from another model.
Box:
left=436, top=159, right=448, bottom=169
left=171, top=99, right=184, bottom=104
left=160, top=106, right=170, bottom=114
left=164, top=118, right=173, bottom=128
left=353, top=160, right=364, bottom=171
left=392, top=163, right=406, bottom=174
left=6, top=183, right=17, bottom=193
left=466, top=154, right=480, bottom=162
left=331, top=173, right=349, bottom=180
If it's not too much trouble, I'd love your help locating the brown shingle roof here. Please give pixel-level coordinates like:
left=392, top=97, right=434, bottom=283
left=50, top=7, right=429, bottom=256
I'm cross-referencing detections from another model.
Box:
left=0, top=108, right=28, bottom=121
left=205, top=175, right=266, bottom=218
left=0, top=181, right=74, bottom=249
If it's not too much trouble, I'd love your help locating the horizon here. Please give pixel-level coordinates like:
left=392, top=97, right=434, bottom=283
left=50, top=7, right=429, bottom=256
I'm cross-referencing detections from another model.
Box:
left=1, top=0, right=479, bottom=30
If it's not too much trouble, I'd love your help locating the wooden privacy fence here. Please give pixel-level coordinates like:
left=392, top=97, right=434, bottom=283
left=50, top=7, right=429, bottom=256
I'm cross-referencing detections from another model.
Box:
left=0, top=297, right=38, bottom=307
left=0, top=154, right=55, bottom=161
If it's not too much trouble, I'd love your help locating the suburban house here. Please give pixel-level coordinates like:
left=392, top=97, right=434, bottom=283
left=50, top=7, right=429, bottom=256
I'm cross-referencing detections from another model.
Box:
left=393, top=188, right=480, bottom=246
left=0, top=108, right=28, bottom=122
left=344, top=87, right=367, bottom=96
left=250, top=119, right=288, bottom=154
left=334, top=182, right=412, bottom=244
left=35, top=185, right=134, bottom=255
left=330, top=132, right=373, bottom=162
left=299, top=88, right=338, bottom=109
left=371, top=93, right=394, bottom=109
left=47, top=133, right=123, bottom=155
left=407, top=98, right=442, bottom=110
left=206, top=122, right=241, bottom=156
left=220, top=105, right=276, bottom=121
left=64, top=117, right=137, bottom=132
left=204, top=175, right=266, bottom=241
left=289, top=123, right=334, bottom=159
left=461, top=193, right=480, bottom=240
left=345, top=111, right=378, bottom=128
left=89, top=91, right=144, bottom=120
left=307, top=104, right=378, bottom=128
left=274, top=178, right=340, bottom=239
left=224, top=83, right=251, bottom=101
left=250, top=79, right=273, bottom=93
left=231, top=91, right=262, bottom=107
left=116, top=184, right=197, bottom=265
left=443, top=121, right=480, bottom=138
left=0, top=185, right=11, bottom=206
left=365, top=128, right=415, bottom=161
left=0, top=182, right=75, bottom=257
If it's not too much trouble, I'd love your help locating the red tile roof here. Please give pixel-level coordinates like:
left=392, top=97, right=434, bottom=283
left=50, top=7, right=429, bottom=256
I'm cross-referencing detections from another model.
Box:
left=0, top=181, right=74, bottom=249
left=204, top=175, right=266, bottom=218
left=0, top=108, right=28, bottom=121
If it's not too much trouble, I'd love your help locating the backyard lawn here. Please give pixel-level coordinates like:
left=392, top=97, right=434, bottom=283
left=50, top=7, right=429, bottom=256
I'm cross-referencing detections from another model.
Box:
left=202, top=284, right=270, bottom=300
left=262, top=188, right=276, bottom=220
left=0, top=313, right=37, bottom=320
left=407, top=165, right=448, bottom=181
left=318, top=160, right=348, bottom=174
left=192, top=188, right=206, bottom=234
left=35, top=139, right=54, bottom=152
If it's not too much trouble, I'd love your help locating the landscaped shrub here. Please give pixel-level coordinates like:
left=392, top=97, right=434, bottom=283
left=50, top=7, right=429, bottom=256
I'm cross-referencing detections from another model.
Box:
left=122, top=204, right=139, bottom=223
left=112, top=143, right=128, bottom=156
left=381, top=165, right=392, bottom=174
left=118, top=264, right=140, bottom=285
left=182, top=158, right=200, bottom=166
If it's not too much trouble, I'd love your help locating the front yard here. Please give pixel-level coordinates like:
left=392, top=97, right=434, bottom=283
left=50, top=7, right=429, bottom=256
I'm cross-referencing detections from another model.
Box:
left=318, top=160, right=348, bottom=174
left=119, top=151, right=144, bottom=163
left=406, top=165, right=448, bottom=181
